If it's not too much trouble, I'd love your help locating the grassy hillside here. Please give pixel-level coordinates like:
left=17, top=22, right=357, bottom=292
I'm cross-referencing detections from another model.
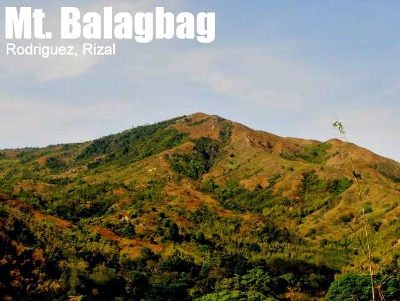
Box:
left=0, top=113, right=399, bottom=300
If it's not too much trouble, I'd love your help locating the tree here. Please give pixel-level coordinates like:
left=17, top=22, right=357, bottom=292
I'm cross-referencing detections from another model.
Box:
left=326, top=273, right=371, bottom=301
left=167, top=221, right=180, bottom=242
left=123, top=222, right=136, bottom=238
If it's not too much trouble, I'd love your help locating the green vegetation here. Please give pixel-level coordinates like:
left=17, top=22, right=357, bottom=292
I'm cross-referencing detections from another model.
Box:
left=218, top=119, right=234, bottom=144
left=280, top=142, right=332, bottom=163
left=203, top=179, right=275, bottom=213
left=0, top=202, right=337, bottom=300
left=0, top=114, right=399, bottom=300
left=326, top=273, right=371, bottom=300
left=299, top=171, right=353, bottom=217
left=202, top=171, right=352, bottom=218
left=78, top=117, right=188, bottom=167
left=49, top=182, right=117, bottom=222
left=45, top=156, right=67, bottom=171
left=168, top=138, right=220, bottom=179
left=325, top=271, right=400, bottom=301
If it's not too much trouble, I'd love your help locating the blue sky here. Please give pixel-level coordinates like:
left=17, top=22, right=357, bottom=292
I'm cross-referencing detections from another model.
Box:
left=0, top=0, right=399, bottom=162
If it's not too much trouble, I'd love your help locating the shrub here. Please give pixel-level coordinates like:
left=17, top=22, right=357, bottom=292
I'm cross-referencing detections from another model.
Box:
left=45, top=156, right=67, bottom=171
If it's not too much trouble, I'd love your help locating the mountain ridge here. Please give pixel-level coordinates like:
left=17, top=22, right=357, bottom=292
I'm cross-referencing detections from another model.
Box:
left=0, top=112, right=399, bottom=300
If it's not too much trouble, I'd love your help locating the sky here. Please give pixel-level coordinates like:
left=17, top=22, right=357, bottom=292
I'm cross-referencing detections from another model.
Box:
left=0, top=0, right=399, bottom=162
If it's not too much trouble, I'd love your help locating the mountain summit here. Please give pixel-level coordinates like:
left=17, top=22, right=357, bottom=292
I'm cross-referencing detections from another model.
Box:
left=1, top=113, right=399, bottom=300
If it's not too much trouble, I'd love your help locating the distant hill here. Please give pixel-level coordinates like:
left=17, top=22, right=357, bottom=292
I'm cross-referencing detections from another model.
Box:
left=1, top=113, right=399, bottom=300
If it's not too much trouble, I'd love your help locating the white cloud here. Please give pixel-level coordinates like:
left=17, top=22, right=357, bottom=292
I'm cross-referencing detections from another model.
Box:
left=175, top=47, right=329, bottom=109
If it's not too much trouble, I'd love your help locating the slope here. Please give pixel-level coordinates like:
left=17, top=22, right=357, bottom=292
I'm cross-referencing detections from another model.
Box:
left=0, top=113, right=399, bottom=300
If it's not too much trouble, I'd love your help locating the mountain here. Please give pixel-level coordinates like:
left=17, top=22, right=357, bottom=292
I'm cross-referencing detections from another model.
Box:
left=0, top=113, right=399, bottom=301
